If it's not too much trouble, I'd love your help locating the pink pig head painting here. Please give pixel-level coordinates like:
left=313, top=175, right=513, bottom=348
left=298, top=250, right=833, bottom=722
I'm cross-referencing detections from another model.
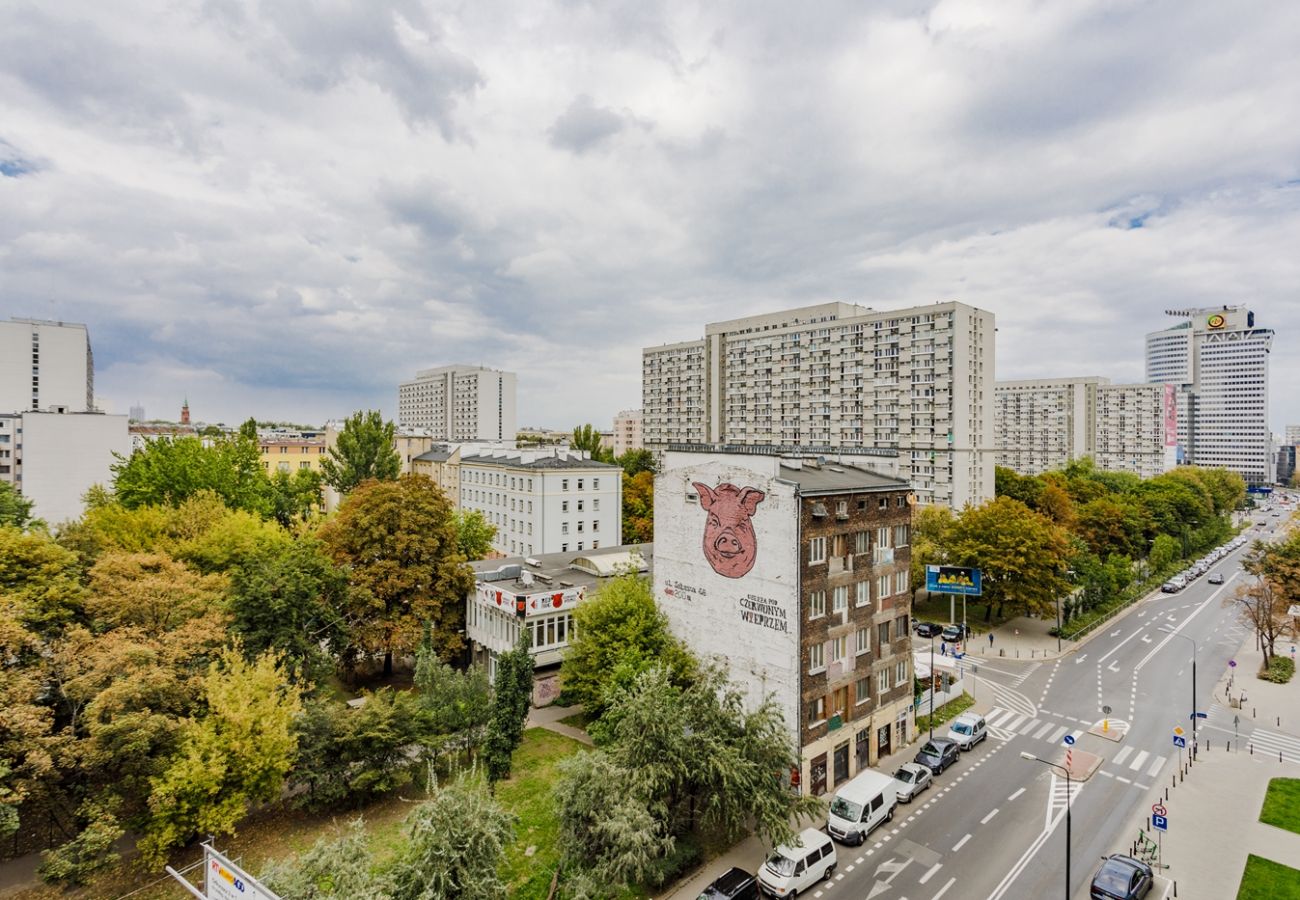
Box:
left=693, top=481, right=766, bottom=578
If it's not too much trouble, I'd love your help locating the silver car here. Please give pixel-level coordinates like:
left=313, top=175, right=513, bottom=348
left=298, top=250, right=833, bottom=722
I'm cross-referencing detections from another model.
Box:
left=892, top=762, right=933, bottom=802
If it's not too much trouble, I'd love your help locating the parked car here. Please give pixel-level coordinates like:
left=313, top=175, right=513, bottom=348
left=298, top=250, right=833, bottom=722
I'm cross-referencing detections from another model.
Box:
left=1160, top=582, right=1180, bottom=593
left=941, top=623, right=972, bottom=644
left=946, top=713, right=988, bottom=750
left=891, top=762, right=932, bottom=802
left=758, top=828, right=836, bottom=897
left=1208, top=573, right=1224, bottom=584
left=827, top=769, right=898, bottom=845
left=1089, top=854, right=1154, bottom=899
left=914, top=738, right=960, bottom=775
left=913, top=621, right=943, bottom=638
left=699, top=867, right=758, bottom=900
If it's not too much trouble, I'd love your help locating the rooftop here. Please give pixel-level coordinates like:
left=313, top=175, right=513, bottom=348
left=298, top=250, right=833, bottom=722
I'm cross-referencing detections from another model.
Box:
left=778, top=462, right=909, bottom=495
left=469, top=543, right=653, bottom=594
left=461, top=453, right=620, bottom=471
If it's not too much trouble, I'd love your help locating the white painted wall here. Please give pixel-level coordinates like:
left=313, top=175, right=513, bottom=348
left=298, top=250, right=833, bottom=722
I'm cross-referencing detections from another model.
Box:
left=20, top=412, right=129, bottom=525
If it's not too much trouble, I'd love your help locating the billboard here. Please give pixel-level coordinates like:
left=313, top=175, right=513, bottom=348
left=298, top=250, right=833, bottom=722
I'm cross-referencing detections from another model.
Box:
left=654, top=456, right=801, bottom=747
left=473, top=582, right=584, bottom=618
left=205, top=845, right=278, bottom=900
left=1162, top=383, right=1178, bottom=448
left=926, top=565, right=983, bottom=596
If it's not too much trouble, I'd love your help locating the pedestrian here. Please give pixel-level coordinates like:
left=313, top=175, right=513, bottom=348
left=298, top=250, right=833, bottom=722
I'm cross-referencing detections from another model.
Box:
left=940, top=641, right=947, bottom=657
left=989, top=633, right=995, bottom=648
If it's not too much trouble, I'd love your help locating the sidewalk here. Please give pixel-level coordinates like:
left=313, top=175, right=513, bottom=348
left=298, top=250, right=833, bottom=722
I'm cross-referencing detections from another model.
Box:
left=526, top=703, right=594, bottom=746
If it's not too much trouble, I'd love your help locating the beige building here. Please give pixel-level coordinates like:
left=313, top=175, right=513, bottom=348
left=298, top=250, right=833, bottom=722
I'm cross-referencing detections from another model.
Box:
left=994, top=377, right=1177, bottom=479
left=643, top=301, right=995, bottom=510
left=612, top=409, right=643, bottom=456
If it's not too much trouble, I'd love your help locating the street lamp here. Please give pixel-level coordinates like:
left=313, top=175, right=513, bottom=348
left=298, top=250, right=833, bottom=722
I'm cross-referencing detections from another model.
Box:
left=1021, top=751, right=1071, bottom=899
left=1160, top=627, right=1199, bottom=737
left=929, top=633, right=936, bottom=742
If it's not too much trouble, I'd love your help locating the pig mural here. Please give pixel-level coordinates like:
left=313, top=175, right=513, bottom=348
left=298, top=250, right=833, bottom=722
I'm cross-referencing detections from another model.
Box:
left=693, top=481, right=766, bottom=578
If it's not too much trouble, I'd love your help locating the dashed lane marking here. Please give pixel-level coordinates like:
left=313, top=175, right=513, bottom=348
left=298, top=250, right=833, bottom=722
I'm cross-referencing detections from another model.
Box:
left=953, top=833, right=972, bottom=851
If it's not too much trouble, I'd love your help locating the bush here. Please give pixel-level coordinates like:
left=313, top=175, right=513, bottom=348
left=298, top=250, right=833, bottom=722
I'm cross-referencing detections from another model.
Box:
left=643, top=833, right=703, bottom=888
left=1260, top=656, right=1296, bottom=684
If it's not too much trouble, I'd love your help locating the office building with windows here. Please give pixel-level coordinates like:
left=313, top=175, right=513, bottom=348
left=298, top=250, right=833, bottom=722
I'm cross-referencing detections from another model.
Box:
left=612, top=409, right=643, bottom=456
left=642, top=301, right=994, bottom=510
left=0, top=318, right=95, bottom=414
left=397, top=365, right=516, bottom=441
left=655, top=449, right=914, bottom=796
left=1146, top=307, right=1274, bottom=484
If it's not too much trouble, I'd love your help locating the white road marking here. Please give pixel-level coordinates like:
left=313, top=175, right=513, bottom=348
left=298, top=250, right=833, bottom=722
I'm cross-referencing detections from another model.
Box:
left=919, top=863, right=942, bottom=884
left=932, top=877, right=957, bottom=899
left=1008, top=787, right=1026, bottom=801
left=990, top=709, right=1017, bottom=728
left=1004, top=714, right=1026, bottom=732
left=1048, top=725, right=1069, bottom=743
left=1130, top=750, right=1150, bottom=771
left=981, top=808, right=1000, bottom=824
left=1069, top=729, right=1083, bottom=743
left=1032, top=722, right=1055, bottom=740
left=952, top=833, right=972, bottom=851
left=1147, top=755, right=1167, bottom=777
left=1114, top=746, right=1133, bottom=765
left=1096, top=627, right=1147, bottom=664
left=1019, top=718, right=1039, bottom=734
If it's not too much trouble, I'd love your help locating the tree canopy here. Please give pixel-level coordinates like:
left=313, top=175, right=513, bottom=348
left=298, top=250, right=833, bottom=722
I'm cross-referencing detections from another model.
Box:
left=111, top=433, right=267, bottom=515
left=321, top=410, right=400, bottom=495
left=571, top=424, right=614, bottom=463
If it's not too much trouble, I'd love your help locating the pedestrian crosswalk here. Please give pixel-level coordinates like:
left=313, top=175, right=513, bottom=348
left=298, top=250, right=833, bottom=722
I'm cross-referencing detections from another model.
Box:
left=983, top=705, right=1171, bottom=778
left=984, top=707, right=1083, bottom=745
left=1248, top=727, right=1300, bottom=764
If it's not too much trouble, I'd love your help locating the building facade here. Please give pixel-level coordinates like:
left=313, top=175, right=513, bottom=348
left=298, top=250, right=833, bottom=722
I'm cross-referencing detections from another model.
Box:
left=643, top=301, right=994, bottom=510
left=1146, top=307, right=1274, bottom=484
left=0, top=411, right=130, bottom=525
left=612, top=409, right=643, bottom=456
left=397, top=365, right=517, bottom=441
left=994, top=377, right=1177, bottom=478
left=0, top=318, right=95, bottom=414
left=655, top=450, right=914, bottom=796
left=258, top=437, right=326, bottom=475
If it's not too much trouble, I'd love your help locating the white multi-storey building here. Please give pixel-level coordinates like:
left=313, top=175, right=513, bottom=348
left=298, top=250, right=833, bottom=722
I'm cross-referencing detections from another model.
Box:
left=643, top=301, right=995, bottom=509
left=456, top=447, right=622, bottom=557
left=1285, top=425, right=1300, bottom=445
left=1146, top=307, right=1274, bottom=485
left=612, top=409, right=643, bottom=456
left=397, top=365, right=516, bottom=441
left=993, top=377, right=1177, bottom=479
left=0, top=318, right=95, bottom=413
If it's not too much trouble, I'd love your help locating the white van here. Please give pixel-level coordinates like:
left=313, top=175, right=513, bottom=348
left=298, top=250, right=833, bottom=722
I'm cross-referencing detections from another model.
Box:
left=758, top=828, right=836, bottom=897
left=825, top=769, right=899, bottom=846
left=946, top=713, right=987, bottom=751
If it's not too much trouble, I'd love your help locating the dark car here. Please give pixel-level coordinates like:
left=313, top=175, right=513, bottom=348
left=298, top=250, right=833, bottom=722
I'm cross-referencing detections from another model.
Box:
left=941, top=623, right=972, bottom=644
left=1090, top=854, right=1153, bottom=899
left=913, top=739, right=959, bottom=775
left=914, top=621, right=943, bottom=638
left=698, top=866, right=758, bottom=900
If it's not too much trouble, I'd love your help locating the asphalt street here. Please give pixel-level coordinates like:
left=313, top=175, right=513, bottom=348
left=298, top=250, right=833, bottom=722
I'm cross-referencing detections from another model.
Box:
left=801, top=510, right=1293, bottom=900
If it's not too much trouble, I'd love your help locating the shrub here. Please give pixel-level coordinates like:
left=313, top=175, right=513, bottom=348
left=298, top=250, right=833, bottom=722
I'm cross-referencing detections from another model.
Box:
left=1260, top=656, right=1295, bottom=684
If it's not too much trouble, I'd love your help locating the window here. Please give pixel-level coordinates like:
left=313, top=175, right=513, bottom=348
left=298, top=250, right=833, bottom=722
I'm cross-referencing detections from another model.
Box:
left=593, top=520, right=600, bottom=532
left=808, top=590, right=826, bottom=619
left=855, top=676, right=871, bottom=704
left=832, top=586, right=847, bottom=613
left=895, top=660, right=908, bottom=686
left=562, top=479, right=569, bottom=490
left=894, top=616, right=909, bottom=640
left=895, top=571, right=909, bottom=594
left=577, top=499, right=584, bottom=512
left=878, top=622, right=890, bottom=647
left=877, top=669, right=889, bottom=695
left=809, top=643, right=825, bottom=672
left=593, top=478, right=600, bottom=489
left=876, top=526, right=890, bottom=548
left=855, top=531, right=869, bottom=554
left=831, top=686, right=849, bottom=719
left=592, top=540, right=599, bottom=549
left=829, top=635, right=846, bottom=663
left=879, top=497, right=888, bottom=509
left=577, top=521, right=585, bottom=533
left=877, top=575, right=889, bottom=599
left=808, top=696, right=826, bottom=724
left=578, top=478, right=584, bottom=490
left=577, top=542, right=584, bottom=550
left=894, top=524, right=910, bottom=547
left=562, top=500, right=570, bottom=513
left=593, top=498, right=600, bottom=511
left=562, top=522, right=569, bottom=534
left=856, top=581, right=870, bottom=607
left=809, top=537, right=827, bottom=564
left=836, top=500, right=848, bottom=517
left=856, top=627, right=870, bottom=655
left=562, top=543, right=568, bottom=552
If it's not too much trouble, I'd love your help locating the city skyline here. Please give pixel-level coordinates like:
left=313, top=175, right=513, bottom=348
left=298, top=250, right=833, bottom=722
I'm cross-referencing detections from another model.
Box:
left=2, top=2, right=1298, bottom=429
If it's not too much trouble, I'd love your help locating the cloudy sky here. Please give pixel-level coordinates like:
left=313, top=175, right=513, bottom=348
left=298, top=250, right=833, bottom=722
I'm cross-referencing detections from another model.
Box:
left=2, top=0, right=1298, bottom=431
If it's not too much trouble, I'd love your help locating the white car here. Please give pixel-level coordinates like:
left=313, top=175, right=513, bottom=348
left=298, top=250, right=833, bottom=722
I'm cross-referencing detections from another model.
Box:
left=892, top=762, right=933, bottom=802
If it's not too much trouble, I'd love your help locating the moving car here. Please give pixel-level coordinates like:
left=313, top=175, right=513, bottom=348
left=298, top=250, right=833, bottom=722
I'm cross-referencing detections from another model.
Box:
left=914, top=621, right=943, bottom=638
left=914, top=738, right=959, bottom=775
left=1089, top=853, right=1154, bottom=899
left=699, top=867, right=758, bottom=900
left=941, top=623, right=972, bottom=644
left=1208, top=573, right=1224, bottom=584
left=758, top=828, right=836, bottom=897
left=892, top=762, right=933, bottom=802
left=827, top=769, right=898, bottom=845
left=946, top=713, right=988, bottom=750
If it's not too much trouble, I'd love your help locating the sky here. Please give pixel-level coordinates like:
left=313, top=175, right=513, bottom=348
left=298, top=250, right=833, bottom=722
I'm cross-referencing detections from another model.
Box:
left=2, top=0, right=1298, bottom=431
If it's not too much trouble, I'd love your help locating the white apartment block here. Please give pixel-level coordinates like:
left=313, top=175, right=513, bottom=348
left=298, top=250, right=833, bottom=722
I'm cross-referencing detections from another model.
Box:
left=1286, top=425, right=1300, bottom=445
left=0, top=318, right=95, bottom=413
left=994, top=377, right=1177, bottom=479
left=456, top=447, right=622, bottom=557
left=643, top=301, right=995, bottom=510
left=397, top=365, right=517, bottom=441
left=612, top=409, right=643, bottom=456
left=0, top=411, right=130, bottom=525
left=1146, top=307, right=1274, bottom=485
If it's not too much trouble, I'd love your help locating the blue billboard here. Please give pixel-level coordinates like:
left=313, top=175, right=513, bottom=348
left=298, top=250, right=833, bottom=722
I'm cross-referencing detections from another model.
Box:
left=926, top=565, right=983, bottom=596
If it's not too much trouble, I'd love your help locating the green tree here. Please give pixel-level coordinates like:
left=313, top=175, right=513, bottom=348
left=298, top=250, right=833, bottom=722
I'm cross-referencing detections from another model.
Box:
left=319, top=475, right=474, bottom=677
left=484, top=631, right=534, bottom=784
left=622, top=470, right=654, bottom=545
left=139, top=646, right=303, bottom=866
left=571, top=424, right=614, bottom=463
left=451, top=508, right=497, bottom=561
left=267, top=468, right=324, bottom=527
left=390, top=780, right=516, bottom=900
left=947, top=497, right=1072, bottom=620
left=0, top=482, right=40, bottom=530
left=0, top=526, right=86, bottom=637
left=228, top=539, right=352, bottom=683
left=616, top=449, right=656, bottom=478
left=262, top=818, right=391, bottom=898
left=1149, top=534, right=1182, bottom=572
left=413, top=644, right=491, bottom=744
left=994, top=466, right=1044, bottom=507
left=560, top=574, right=694, bottom=717
left=321, top=410, right=400, bottom=496
left=111, top=434, right=267, bottom=515
left=909, top=505, right=955, bottom=600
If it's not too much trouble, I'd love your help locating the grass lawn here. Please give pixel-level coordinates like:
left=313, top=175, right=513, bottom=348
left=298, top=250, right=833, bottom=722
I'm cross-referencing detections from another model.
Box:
left=914, top=692, right=975, bottom=734
left=1261, top=778, right=1300, bottom=836
left=497, top=727, right=585, bottom=899
left=1237, top=854, right=1300, bottom=899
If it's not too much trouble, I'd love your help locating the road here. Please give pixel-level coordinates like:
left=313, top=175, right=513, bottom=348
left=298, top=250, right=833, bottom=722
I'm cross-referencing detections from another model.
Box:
left=805, top=510, right=1295, bottom=900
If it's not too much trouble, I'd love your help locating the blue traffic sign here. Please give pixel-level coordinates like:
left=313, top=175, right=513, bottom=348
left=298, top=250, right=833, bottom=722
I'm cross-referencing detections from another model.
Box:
left=1173, top=735, right=1187, bottom=748
left=1195, top=712, right=1208, bottom=719
left=1153, top=814, right=1168, bottom=832
left=1063, top=734, right=1076, bottom=746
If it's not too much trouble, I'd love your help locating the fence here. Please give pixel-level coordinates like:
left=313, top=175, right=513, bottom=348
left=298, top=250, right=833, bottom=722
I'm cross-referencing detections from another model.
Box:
left=916, top=677, right=966, bottom=713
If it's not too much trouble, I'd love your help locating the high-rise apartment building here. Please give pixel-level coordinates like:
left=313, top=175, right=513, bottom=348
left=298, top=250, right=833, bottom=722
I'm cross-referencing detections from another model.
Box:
left=0, top=318, right=95, bottom=413
left=612, top=409, right=642, bottom=456
left=994, top=377, right=1177, bottom=479
left=643, top=301, right=995, bottom=509
left=1285, top=425, right=1300, bottom=445
left=397, top=365, right=517, bottom=441
left=1146, top=307, right=1273, bottom=484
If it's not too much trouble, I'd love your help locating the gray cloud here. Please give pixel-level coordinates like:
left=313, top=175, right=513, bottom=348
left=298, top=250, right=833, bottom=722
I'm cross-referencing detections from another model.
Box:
left=0, top=0, right=1297, bottom=432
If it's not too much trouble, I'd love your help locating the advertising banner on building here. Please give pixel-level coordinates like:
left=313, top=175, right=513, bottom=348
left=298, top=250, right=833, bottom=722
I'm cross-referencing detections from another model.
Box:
left=473, top=582, right=584, bottom=618
left=925, top=565, right=983, bottom=596
left=1162, top=383, right=1178, bottom=447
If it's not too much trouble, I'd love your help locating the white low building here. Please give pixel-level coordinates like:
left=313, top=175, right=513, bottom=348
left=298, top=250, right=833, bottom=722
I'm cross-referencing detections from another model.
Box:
left=0, top=410, right=130, bottom=525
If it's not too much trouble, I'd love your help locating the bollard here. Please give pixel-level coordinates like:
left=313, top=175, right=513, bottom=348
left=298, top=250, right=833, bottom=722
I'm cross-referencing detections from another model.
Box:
left=1174, top=880, right=1178, bottom=897
left=1278, top=717, right=1282, bottom=727
left=1251, top=743, right=1254, bottom=755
